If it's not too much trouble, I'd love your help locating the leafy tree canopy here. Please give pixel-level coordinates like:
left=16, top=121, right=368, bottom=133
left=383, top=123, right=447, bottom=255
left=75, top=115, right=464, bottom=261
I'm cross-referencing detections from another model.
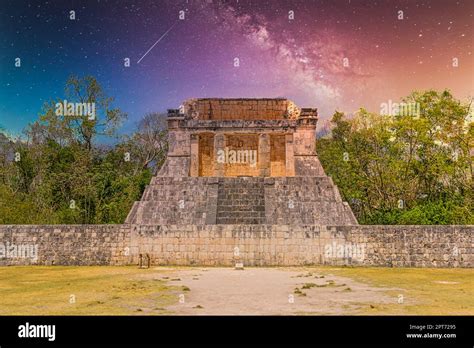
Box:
left=318, top=90, right=473, bottom=224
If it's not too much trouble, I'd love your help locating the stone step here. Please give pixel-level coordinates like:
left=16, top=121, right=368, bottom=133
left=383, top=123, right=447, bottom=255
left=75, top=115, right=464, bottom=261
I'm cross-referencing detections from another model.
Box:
left=216, top=178, right=266, bottom=224
left=217, top=212, right=265, bottom=218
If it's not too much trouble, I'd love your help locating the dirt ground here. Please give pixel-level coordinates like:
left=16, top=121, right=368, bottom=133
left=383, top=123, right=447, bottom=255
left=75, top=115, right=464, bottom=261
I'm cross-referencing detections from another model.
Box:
left=160, top=267, right=400, bottom=315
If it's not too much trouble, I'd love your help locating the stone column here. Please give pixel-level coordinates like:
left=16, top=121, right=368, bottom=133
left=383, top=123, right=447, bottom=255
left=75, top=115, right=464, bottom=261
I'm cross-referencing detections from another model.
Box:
left=214, top=133, right=225, bottom=176
left=285, top=134, right=295, bottom=176
left=258, top=133, right=270, bottom=177
left=190, top=133, right=199, bottom=177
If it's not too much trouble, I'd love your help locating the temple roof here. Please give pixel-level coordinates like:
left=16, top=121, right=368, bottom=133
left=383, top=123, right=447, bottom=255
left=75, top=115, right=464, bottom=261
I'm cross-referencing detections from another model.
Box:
left=167, top=98, right=317, bottom=121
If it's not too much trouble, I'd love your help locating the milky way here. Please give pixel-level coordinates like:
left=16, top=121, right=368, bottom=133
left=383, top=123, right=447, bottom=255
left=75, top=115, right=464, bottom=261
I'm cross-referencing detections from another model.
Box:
left=0, top=0, right=472, bottom=135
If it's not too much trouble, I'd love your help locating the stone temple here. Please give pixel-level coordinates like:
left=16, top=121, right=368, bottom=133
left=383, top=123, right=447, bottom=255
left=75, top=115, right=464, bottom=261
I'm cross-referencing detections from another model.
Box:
left=126, top=98, right=357, bottom=226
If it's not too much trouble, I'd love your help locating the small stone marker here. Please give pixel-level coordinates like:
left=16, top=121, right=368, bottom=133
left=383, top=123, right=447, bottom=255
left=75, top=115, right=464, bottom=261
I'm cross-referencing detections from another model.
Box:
left=235, top=262, right=244, bottom=270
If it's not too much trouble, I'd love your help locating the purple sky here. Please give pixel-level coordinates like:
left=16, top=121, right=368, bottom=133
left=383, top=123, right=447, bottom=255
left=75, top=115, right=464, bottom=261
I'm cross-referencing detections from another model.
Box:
left=1, top=0, right=472, bottom=135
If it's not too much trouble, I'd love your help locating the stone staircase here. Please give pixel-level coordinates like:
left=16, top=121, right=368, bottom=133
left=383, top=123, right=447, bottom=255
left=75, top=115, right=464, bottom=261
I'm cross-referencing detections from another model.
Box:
left=216, top=177, right=266, bottom=224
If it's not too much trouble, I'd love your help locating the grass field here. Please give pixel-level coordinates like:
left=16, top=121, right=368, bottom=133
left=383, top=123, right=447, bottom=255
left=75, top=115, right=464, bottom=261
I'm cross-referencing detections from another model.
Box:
left=0, top=266, right=179, bottom=315
left=314, top=267, right=474, bottom=315
left=0, top=266, right=472, bottom=315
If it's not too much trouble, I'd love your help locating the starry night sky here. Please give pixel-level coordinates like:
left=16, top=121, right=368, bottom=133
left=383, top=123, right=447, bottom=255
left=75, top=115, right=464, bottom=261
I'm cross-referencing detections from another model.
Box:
left=0, top=0, right=473, bottom=136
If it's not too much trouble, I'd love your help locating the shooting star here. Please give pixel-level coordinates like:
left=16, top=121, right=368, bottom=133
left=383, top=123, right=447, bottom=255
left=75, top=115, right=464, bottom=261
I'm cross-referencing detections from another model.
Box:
left=137, top=22, right=177, bottom=64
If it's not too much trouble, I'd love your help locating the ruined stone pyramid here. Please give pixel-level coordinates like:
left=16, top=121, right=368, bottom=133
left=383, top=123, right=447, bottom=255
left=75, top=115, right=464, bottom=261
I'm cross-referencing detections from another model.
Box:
left=126, top=98, right=357, bottom=226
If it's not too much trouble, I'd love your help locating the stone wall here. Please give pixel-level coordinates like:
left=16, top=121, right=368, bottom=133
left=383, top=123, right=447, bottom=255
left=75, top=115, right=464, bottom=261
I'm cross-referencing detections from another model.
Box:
left=182, top=98, right=302, bottom=120
left=264, top=177, right=358, bottom=225
left=126, top=177, right=219, bottom=225
left=0, top=224, right=472, bottom=267
left=130, top=225, right=473, bottom=267
left=0, top=225, right=129, bottom=266
left=294, top=156, right=325, bottom=176
left=224, top=134, right=260, bottom=177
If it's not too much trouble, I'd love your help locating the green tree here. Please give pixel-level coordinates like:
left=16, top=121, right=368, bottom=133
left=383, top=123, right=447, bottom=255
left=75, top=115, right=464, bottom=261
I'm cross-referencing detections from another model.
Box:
left=318, top=90, right=473, bottom=224
left=0, top=75, right=160, bottom=224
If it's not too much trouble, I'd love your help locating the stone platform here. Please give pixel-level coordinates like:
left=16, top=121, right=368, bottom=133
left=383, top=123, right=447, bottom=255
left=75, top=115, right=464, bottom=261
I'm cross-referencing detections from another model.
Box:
left=126, top=177, right=357, bottom=225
